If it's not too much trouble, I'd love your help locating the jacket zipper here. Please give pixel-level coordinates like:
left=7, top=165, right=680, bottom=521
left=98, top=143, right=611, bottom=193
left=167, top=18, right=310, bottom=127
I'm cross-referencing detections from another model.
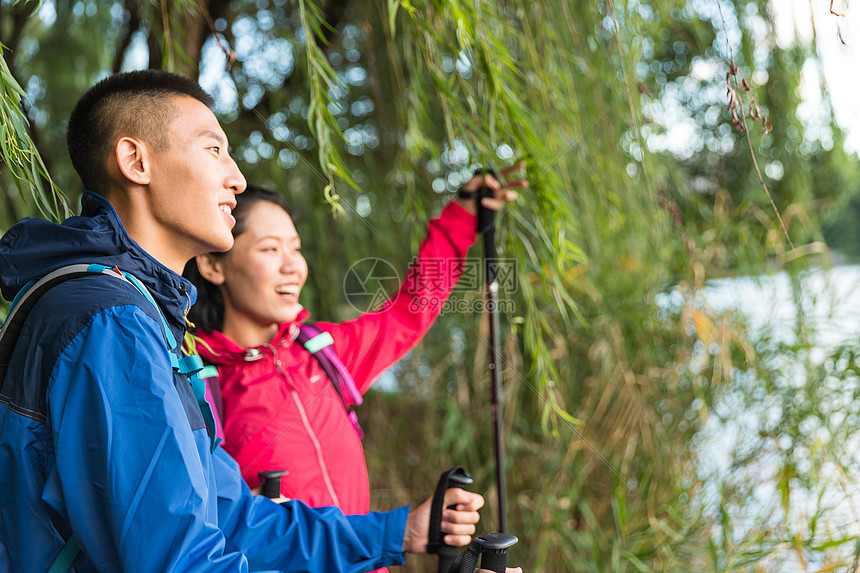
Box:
left=265, top=344, right=341, bottom=507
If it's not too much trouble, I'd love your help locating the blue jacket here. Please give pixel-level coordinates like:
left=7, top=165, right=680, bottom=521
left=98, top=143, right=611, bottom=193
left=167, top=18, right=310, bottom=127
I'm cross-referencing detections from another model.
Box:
left=0, top=192, right=408, bottom=572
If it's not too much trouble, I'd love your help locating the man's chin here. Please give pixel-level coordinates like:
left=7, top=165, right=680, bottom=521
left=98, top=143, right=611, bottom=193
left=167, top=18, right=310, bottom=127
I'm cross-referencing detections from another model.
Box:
left=205, top=234, right=235, bottom=254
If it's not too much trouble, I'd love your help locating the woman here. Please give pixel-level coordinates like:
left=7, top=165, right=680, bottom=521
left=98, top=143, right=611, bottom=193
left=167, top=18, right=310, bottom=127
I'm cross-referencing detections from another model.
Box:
left=185, top=170, right=523, bottom=517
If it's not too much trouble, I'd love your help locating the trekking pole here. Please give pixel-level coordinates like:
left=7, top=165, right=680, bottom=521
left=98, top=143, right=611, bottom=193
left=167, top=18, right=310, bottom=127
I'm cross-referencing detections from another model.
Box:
left=446, top=532, right=519, bottom=573
left=475, top=169, right=507, bottom=533
left=473, top=533, right=519, bottom=573
left=259, top=470, right=287, bottom=499
left=426, top=466, right=474, bottom=573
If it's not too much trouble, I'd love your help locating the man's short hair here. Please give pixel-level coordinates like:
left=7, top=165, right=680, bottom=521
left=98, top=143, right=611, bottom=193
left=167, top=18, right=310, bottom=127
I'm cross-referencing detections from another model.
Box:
left=67, top=70, right=215, bottom=195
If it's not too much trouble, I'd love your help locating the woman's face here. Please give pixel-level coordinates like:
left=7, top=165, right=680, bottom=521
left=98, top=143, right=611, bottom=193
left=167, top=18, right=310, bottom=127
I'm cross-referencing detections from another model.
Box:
left=216, top=200, right=308, bottom=341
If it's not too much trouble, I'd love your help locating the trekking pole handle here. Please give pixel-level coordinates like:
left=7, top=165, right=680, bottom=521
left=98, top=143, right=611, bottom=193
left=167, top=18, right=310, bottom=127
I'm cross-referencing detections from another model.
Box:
left=474, top=169, right=498, bottom=251
left=458, top=168, right=498, bottom=239
left=258, top=470, right=287, bottom=499
left=476, top=533, right=518, bottom=573
left=445, top=532, right=518, bottom=573
left=428, top=466, right=474, bottom=573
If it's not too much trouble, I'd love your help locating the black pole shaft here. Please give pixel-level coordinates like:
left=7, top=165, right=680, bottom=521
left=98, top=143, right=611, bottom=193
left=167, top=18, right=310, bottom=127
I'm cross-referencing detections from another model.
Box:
left=477, top=183, right=507, bottom=533
left=485, top=245, right=507, bottom=534
left=488, top=319, right=506, bottom=536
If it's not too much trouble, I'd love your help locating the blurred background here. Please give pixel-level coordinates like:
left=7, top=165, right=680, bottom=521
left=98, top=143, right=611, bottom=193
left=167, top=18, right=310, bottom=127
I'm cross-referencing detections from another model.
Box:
left=3, top=0, right=860, bottom=570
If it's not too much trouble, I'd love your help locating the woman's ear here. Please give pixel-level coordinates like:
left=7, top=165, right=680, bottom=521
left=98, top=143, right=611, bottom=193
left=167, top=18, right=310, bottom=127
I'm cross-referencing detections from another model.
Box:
left=114, top=136, right=151, bottom=185
left=196, top=254, right=226, bottom=285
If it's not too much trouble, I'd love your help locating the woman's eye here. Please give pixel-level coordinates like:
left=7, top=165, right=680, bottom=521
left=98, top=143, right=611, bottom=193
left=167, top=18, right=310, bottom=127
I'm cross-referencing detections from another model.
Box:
left=210, top=146, right=220, bottom=155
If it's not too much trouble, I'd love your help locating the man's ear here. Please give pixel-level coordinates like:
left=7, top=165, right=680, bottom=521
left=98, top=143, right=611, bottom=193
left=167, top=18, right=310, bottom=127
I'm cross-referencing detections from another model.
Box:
left=114, top=136, right=151, bottom=185
left=196, top=254, right=226, bottom=286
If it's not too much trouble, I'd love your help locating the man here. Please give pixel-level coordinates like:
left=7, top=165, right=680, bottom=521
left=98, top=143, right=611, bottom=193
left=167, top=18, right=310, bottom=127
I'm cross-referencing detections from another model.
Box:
left=0, top=70, right=493, bottom=572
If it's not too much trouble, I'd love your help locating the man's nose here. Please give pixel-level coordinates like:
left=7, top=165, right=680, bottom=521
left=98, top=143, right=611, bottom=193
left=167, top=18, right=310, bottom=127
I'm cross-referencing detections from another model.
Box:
left=226, top=155, right=247, bottom=195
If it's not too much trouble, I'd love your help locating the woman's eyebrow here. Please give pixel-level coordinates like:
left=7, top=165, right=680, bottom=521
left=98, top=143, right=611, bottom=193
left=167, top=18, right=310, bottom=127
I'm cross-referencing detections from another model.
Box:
left=255, top=234, right=300, bottom=243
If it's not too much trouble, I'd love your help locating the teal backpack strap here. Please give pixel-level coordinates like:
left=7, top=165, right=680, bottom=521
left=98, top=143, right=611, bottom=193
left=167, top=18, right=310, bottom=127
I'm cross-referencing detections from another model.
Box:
left=188, top=372, right=222, bottom=453
left=86, top=264, right=178, bottom=349
left=176, top=354, right=222, bottom=453
left=46, top=537, right=79, bottom=573
left=198, top=365, right=224, bottom=428
left=199, top=365, right=219, bottom=379
left=1, top=278, right=35, bottom=325
left=84, top=265, right=221, bottom=452
left=1, top=265, right=131, bottom=383
left=303, top=330, right=335, bottom=353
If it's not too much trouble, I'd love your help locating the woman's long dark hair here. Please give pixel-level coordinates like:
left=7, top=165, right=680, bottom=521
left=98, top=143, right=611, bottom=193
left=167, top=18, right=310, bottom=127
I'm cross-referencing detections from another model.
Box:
left=183, top=185, right=292, bottom=333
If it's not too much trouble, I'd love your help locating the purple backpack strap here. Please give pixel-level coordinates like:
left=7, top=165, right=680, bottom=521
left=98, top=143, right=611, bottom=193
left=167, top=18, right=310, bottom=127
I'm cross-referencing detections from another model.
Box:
left=297, top=323, right=364, bottom=438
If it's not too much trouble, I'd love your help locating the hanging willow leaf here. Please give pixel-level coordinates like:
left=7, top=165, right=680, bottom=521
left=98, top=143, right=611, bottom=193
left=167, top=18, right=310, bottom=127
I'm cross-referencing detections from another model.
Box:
left=0, top=47, right=69, bottom=223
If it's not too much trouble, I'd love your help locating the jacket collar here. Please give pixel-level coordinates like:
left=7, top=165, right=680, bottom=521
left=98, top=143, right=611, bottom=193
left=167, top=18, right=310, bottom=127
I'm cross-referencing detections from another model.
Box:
left=0, top=191, right=196, bottom=332
left=194, top=308, right=312, bottom=365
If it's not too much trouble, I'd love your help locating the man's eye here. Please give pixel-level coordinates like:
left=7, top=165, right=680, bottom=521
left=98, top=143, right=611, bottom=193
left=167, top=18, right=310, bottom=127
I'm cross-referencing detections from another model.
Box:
left=210, top=146, right=220, bottom=154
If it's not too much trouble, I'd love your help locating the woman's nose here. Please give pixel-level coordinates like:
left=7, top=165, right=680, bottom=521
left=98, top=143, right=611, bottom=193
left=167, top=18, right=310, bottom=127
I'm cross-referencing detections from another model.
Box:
left=281, top=251, right=301, bottom=271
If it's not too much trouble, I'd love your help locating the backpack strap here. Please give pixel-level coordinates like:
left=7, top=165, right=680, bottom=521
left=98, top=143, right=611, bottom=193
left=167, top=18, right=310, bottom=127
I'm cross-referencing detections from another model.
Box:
left=46, top=537, right=79, bottom=573
left=1, top=264, right=129, bottom=383
left=297, top=324, right=363, bottom=406
left=1, top=264, right=222, bottom=450
left=199, top=365, right=224, bottom=422
left=178, top=353, right=222, bottom=453
left=296, top=323, right=364, bottom=439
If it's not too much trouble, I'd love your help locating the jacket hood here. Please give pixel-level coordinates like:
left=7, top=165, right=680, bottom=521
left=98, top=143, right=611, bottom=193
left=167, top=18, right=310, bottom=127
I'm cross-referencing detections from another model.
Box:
left=194, top=308, right=311, bottom=365
left=0, top=191, right=196, bottom=327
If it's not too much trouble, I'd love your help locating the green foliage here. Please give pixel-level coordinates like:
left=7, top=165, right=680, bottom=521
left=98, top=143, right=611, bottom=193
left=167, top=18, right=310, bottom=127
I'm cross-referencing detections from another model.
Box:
left=297, top=0, right=356, bottom=211
left=3, top=0, right=860, bottom=570
left=0, top=43, right=68, bottom=224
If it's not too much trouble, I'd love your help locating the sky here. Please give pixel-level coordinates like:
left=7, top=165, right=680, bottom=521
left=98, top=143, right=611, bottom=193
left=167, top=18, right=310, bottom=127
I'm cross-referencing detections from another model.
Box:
left=776, top=0, right=860, bottom=153
left=637, top=0, right=860, bottom=164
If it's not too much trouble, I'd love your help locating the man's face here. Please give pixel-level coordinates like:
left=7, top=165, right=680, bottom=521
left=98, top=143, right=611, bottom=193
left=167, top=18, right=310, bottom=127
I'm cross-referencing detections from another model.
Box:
left=146, top=96, right=246, bottom=265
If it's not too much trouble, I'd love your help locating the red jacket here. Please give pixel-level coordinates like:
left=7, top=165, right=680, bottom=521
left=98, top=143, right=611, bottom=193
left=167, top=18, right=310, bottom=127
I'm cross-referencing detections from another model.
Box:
left=196, top=202, right=477, bottom=516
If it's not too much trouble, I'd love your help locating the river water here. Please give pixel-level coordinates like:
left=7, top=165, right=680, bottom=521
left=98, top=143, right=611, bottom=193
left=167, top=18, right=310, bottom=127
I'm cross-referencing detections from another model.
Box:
left=688, top=266, right=860, bottom=568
